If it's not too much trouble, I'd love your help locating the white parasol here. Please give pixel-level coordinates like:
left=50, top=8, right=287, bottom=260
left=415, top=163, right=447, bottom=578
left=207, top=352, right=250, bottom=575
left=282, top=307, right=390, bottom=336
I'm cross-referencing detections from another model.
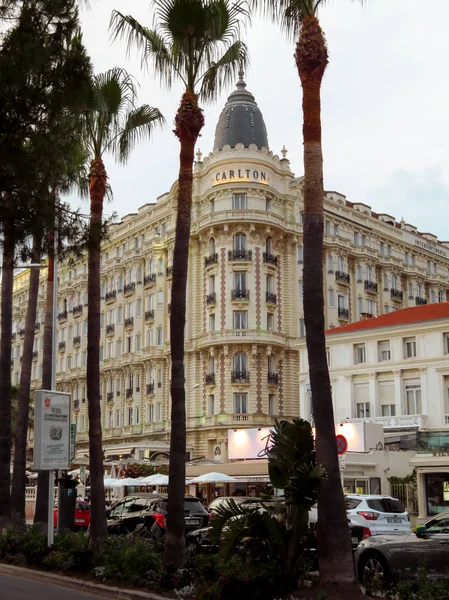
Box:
left=189, top=472, right=238, bottom=484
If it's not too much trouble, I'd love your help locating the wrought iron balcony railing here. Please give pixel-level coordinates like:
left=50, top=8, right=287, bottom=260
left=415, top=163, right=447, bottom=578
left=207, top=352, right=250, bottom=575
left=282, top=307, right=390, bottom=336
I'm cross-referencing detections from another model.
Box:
left=266, top=291, right=277, bottom=304
left=263, top=252, right=278, bottom=266
left=205, top=373, right=215, bottom=385
left=206, top=292, right=216, bottom=305
left=106, top=324, right=115, bottom=335
left=146, top=383, right=154, bottom=395
left=390, top=289, right=403, bottom=300
left=338, top=307, right=349, bottom=320
left=124, top=282, right=135, bottom=294
left=105, top=290, right=116, bottom=302
left=144, top=273, right=156, bottom=285
left=335, top=271, right=350, bottom=284
left=364, top=280, right=378, bottom=293
left=228, top=249, right=252, bottom=261
left=268, top=372, right=279, bottom=385
left=205, top=253, right=218, bottom=267
left=231, top=289, right=249, bottom=301
left=125, top=317, right=134, bottom=328
left=145, top=309, right=155, bottom=321
left=231, top=371, right=250, bottom=383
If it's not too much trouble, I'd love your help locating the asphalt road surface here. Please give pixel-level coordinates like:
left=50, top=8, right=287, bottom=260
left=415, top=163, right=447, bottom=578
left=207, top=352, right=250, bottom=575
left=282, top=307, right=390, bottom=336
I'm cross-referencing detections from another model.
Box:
left=0, top=573, right=111, bottom=599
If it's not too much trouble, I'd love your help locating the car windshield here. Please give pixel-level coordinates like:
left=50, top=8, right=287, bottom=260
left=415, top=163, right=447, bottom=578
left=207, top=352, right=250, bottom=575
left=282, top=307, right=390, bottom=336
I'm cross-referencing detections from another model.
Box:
left=366, top=498, right=405, bottom=513
left=157, top=499, right=205, bottom=513
left=345, top=498, right=362, bottom=510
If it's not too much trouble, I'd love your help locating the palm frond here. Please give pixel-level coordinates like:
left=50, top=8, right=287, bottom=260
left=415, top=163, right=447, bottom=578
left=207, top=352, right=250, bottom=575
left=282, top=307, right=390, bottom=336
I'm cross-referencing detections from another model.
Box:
left=199, top=39, right=248, bottom=100
left=251, top=0, right=326, bottom=38
left=116, top=105, right=165, bottom=162
left=110, top=11, right=181, bottom=87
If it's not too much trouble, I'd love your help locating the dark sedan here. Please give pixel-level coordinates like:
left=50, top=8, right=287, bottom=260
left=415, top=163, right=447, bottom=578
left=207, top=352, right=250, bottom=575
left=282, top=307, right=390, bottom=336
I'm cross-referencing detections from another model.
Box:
left=355, top=510, right=449, bottom=585
left=106, top=493, right=210, bottom=537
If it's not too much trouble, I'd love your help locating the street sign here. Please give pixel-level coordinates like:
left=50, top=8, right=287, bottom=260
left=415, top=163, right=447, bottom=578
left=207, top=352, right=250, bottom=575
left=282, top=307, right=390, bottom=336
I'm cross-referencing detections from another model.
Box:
left=338, top=454, right=346, bottom=472
left=70, top=424, right=76, bottom=463
left=34, top=390, right=71, bottom=470
left=336, top=434, right=348, bottom=455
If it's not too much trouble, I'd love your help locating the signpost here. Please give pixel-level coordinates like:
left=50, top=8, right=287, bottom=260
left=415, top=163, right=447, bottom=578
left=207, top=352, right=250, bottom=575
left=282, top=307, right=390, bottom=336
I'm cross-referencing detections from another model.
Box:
left=34, top=390, right=71, bottom=545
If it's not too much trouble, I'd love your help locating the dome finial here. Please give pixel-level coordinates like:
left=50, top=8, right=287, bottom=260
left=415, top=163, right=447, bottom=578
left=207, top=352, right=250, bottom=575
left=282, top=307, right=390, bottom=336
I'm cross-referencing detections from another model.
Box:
left=236, top=65, right=246, bottom=89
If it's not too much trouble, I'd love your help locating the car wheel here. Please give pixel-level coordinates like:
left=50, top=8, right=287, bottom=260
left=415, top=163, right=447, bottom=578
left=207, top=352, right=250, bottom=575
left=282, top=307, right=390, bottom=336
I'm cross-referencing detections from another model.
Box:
left=359, top=552, right=391, bottom=592
left=186, top=540, right=200, bottom=554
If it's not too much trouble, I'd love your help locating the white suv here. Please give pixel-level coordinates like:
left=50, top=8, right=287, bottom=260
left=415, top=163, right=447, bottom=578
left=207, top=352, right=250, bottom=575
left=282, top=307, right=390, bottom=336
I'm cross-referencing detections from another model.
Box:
left=345, top=494, right=411, bottom=535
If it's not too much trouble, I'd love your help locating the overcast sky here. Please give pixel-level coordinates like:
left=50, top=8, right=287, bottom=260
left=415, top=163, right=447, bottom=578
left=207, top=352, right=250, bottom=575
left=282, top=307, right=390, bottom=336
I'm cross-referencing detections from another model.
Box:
left=74, top=0, right=449, bottom=240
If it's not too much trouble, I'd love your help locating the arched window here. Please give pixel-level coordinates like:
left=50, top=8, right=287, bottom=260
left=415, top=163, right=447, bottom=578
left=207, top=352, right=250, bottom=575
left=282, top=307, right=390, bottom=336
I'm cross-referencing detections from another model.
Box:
left=297, top=245, right=303, bottom=264
left=408, top=282, right=414, bottom=298
left=118, top=275, right=124, bottom=291
left=268, top=354, right=275, bottom=373
left=83, top=292, right=88, bottom=306
left=209, top=238, right=216, bottom=255
left=417, top=283, right=422, bottom=297
left=208, top=356, right=215, bottom=373
left=337, top=256, right=344, bottom=271
left=136, top=267, right=142, bottom=283
left=147, top=259, right=154, bottom=275
left=76, top=291, right=81, bottom=305
left=233, top=351, right=247, bottom=373
left=383, top=273, right=389, bottom=290
left=233, top=233, right=246, bottom=251
left=110, top=276, right=115, bottom=291
left=327, top=254, right=333, bottom=272
left=265, top=237, right=273, bottom=254
left=438, top=290, right=444, bottom=303
left=157, top=257, right=164, bottom=275
left=127, top=268, right=134, bottom=284
left=431, top=290, right=436, bottom=303
left=101, top=282, right=106, bottom=298
left=366, top=266, right=373, bottom=282
left=356, top=265, right=362, bottom=282
left=148, top=368, right=154, bottom=384
left=392, top=275, right=398, bottom=290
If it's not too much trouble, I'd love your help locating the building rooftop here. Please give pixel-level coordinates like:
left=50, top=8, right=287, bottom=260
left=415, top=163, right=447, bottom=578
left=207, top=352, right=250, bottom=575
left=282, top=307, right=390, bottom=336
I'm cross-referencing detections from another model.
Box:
left=213, top=70, right=269, bottom=151
left=326, top=302, right=449, bottom=335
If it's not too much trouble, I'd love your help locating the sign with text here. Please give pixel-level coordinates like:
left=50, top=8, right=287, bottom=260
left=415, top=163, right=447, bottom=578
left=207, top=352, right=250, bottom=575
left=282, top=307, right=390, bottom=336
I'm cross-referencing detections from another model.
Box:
left=34, top=390, right=71, bottom=470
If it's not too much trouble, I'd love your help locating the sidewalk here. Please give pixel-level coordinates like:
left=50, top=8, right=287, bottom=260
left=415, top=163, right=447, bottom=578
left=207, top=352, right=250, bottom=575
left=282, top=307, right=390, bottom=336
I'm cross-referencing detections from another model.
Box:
left=0, top=563, right=168, bottom=600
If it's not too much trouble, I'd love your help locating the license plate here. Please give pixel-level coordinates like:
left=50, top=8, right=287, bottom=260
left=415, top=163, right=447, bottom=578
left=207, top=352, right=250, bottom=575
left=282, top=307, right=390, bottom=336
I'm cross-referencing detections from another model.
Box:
left=75, top=519, right=85, bottom=523
left=351, top=536, right=359, bottom=545
left=187, top=520, right=200, bottom=526
left=387, top=517, right=401, bottom=523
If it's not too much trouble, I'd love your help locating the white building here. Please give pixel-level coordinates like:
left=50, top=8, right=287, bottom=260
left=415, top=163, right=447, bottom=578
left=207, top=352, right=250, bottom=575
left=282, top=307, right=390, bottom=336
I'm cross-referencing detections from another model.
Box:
left=299, top=302, right=449, bottom=432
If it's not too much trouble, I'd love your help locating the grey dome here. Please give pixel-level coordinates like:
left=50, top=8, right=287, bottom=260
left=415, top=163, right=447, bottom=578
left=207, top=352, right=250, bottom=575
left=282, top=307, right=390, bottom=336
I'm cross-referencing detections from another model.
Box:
left=213, top=71, right=269, bottom=151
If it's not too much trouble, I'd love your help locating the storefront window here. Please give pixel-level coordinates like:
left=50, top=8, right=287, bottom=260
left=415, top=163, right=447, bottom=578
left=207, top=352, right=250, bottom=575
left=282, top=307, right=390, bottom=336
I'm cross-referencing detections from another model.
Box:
left=425, top=474, right=449, bottom=515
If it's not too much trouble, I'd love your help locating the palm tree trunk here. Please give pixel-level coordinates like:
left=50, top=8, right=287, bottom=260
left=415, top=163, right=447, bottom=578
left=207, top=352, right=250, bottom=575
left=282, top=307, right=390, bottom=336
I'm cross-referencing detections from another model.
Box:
left=87, top=156, right=107, bottom=541
left=297, top=16, right=355, bottom=586
left=0, top=217, right=15, bottom=526
left=34, top=236, right=55, bottom=529
left=11, top=233, right=41, bottom=526
left=164, top=90, right=204, bottom=569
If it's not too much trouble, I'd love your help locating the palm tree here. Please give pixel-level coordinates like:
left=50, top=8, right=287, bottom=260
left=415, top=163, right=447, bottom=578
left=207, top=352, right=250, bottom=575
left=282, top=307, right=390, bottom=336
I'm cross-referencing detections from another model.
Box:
left=80, top=67, right=163, bottom=541
left=110, top=0, right=248, bottom=568
left=253, top=0, right=360, bottom=586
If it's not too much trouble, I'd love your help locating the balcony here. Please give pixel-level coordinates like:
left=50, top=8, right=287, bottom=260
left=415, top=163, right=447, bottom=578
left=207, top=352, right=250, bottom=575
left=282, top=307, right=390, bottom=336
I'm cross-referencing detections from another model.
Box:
left=106, top=324, right=115, bottom=335
left=58, top=341, right=66, bottom=351
left=228, top=249, right=252, bottom=262
left=73, top=304, right=83, bottom=317
left=126, top=388, right=133, bottom=399
left=415, top=296, right=427, bottom=306
left=390, top=288, right=403, bottom=301
left=205, top=253, right=218, bottom=267
left=32, top=351, right=38, bottom=361
left=268, top=372, right=279, bottom=385
left=364, top=280, right=378, bottom=293
left=124, top=282, right=135, bottom=295
left=205, top=373, right=215, bottom=385
left=19, top=329, right=26, bottom=337
left=338, top=307, right=349, bottom=320
left=58, top=310, right=68, bottom=321
left=231, top=371, right=250, bottom=383
left=106, top=392, right=114, bottom=402
left=335, top=271, right=350, bottom=285
left=144, top=273, right=156, bottom=286
left=74, top=399, right=80, bottom=410
left=124, top=317, right=134, bottom=328
left=73, top=335, right=81, bottom=346
left=166, top=266, right=173, bottom=277
left=350, top=414, right=427, bottom=430
left=263, top=252, right=278, bottom=266
left=145, top=309, right=155, bottom=321
left=231, top=289, right=249, bottom=301
left=266, top=291, right=277, bottom=305
left=206, top=292, right=216, bottom=305
left=146, top=383, right=154, bottom=395
left=105, top=290, right=116, bottom=303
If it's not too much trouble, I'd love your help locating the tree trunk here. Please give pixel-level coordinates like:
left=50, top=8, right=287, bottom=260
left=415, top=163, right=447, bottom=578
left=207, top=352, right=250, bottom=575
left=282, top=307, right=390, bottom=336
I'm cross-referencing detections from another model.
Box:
left=34, top=238, right=55, bottom=529
left=11, top=234, right=41, bottom=527
left=164, top=90, right=204, bottom=569
left=87, top=155, right=107, bottom=541
left=296, top=16, right=355, bottom=586
left=0, top=218, right=15, bottom=526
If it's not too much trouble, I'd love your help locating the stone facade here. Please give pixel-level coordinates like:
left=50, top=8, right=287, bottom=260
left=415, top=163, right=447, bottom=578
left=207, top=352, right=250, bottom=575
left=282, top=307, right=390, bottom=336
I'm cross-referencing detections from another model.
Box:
left=9, top=79, right=449, bottom=462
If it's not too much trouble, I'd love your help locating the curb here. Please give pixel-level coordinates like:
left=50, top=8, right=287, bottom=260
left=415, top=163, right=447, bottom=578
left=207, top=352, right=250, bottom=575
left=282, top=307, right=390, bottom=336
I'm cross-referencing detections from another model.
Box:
left=0, top=563, right=169, bottom=600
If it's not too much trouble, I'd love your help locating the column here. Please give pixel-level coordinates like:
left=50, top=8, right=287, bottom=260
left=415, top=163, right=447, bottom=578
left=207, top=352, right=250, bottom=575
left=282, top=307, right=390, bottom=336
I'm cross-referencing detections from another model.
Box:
left=393, top=369, right=403, bottom=417
left=417, top=470, right=427, bottom=521
left=369, top=372, right=378, bottom=417
left=420, top=367, right=428, bottom=418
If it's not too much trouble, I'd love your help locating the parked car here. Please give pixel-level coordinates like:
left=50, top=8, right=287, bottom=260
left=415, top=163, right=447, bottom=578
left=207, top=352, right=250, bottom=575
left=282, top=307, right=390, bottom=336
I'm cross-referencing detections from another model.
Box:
left=345, top=494, right=411, bottom=536
left=355, top=510, right=449, bottom=585
left=106, top=493, right=209, bottom=536
left=53, top=500, right=90, bottom=529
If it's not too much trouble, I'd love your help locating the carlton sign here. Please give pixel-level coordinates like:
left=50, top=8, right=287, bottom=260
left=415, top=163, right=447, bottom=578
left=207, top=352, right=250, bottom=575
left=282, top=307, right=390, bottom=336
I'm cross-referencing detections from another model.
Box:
left=214, top=168, right=268, bottom=184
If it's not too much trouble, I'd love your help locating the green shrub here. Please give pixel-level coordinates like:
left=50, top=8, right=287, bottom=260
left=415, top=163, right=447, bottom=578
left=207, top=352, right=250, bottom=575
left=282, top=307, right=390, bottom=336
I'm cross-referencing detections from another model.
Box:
left=0, top=525, right=48, bottom=565
left=96, top=536, right=164, bottom=585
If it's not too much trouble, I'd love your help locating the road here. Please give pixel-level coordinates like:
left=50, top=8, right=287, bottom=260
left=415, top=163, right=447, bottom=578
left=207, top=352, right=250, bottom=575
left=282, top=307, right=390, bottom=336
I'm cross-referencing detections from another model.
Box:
left=0, top=573, right=111, bottom=599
